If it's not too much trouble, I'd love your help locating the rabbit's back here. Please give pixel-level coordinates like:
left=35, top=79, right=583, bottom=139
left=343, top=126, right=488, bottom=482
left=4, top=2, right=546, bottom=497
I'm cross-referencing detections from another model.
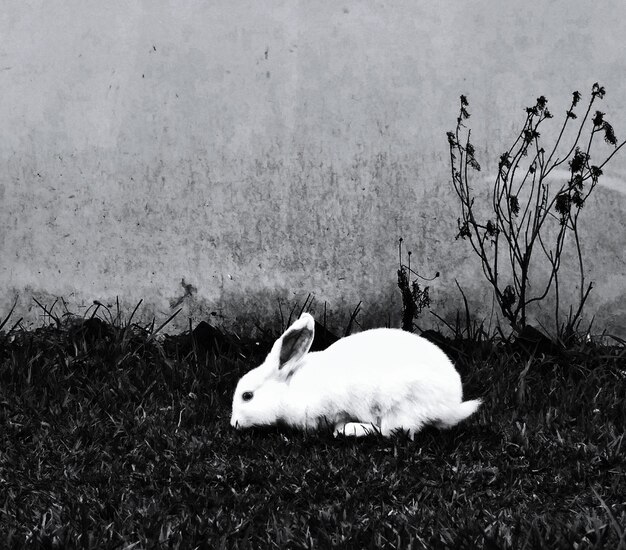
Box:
left=295, top=328, right=462, bottom=398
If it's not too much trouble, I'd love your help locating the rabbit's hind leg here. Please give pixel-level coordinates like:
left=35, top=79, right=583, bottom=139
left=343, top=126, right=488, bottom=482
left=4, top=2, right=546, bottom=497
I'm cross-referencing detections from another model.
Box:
left=333, top=422, right=380, bottom=437
left=380, top=411, right=426, bottom=439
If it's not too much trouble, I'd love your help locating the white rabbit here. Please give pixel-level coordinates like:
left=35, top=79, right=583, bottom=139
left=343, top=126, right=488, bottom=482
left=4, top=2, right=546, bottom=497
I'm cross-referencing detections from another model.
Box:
left=230, top=312, right=481, bottom=439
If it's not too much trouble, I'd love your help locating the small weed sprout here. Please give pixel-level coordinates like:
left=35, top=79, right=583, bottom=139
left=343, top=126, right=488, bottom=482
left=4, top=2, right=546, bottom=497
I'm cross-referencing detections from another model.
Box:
left=448, top=84, right=626, bottom=337
left=397, top=238, right=437, bottom=332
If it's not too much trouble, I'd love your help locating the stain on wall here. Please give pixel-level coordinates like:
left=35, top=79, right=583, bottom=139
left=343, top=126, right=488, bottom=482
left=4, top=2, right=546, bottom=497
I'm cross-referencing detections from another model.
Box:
left=1, top=1, right=626, bottom=335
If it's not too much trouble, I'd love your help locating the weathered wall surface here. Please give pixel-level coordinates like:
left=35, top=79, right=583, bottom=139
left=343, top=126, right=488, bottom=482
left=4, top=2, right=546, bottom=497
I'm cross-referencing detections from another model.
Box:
left=1, top=1, right=626, bottom=335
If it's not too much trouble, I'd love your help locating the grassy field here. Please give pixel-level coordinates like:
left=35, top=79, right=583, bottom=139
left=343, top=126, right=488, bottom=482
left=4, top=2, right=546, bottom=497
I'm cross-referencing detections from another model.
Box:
left=1, top=308, right=625, bottom=549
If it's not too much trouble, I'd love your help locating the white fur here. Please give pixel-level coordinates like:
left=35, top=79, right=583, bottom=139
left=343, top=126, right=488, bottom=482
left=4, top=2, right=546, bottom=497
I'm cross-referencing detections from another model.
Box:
left=230, top=313, right=481, bottom=439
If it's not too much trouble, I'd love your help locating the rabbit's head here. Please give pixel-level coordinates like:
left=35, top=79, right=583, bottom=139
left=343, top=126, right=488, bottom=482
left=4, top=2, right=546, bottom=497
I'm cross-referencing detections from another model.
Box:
left=231, top=313, right=315, bottom=429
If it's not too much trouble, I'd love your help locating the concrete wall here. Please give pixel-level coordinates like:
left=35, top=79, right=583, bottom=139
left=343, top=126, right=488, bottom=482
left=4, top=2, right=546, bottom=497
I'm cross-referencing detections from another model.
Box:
left=2, top=1, right=626, bottom=335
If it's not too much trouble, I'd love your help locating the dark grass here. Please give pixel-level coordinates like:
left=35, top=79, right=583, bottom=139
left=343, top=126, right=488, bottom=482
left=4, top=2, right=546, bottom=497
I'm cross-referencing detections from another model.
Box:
left=1, top=311, right=625, bottom=549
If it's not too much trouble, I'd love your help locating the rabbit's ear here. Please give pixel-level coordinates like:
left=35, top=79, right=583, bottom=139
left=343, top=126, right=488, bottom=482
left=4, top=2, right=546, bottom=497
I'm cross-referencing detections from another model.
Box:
left=277, top=313, right=315, bottom=373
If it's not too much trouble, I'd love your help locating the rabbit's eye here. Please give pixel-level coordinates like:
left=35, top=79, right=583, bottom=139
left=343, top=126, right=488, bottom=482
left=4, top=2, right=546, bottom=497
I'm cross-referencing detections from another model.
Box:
left=242, top=391, right=254, bottom=402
